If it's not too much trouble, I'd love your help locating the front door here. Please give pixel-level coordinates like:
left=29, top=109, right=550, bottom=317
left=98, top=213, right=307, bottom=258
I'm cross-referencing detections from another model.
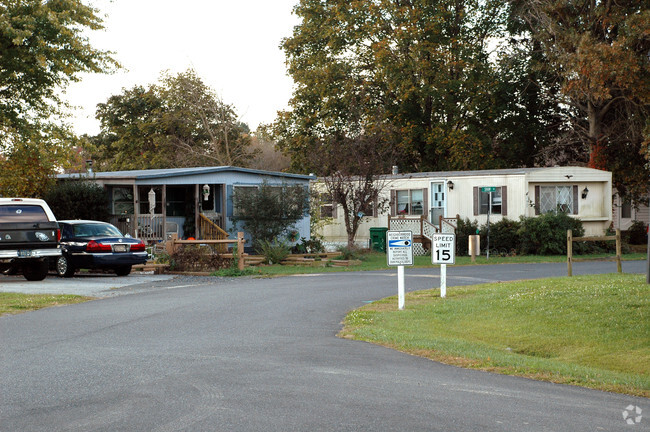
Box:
left=429, top=182, right=446, bottom=224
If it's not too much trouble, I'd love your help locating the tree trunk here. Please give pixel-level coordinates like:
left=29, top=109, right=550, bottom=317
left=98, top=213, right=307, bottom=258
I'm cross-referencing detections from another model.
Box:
left=587, top=100, right=606, bottom=169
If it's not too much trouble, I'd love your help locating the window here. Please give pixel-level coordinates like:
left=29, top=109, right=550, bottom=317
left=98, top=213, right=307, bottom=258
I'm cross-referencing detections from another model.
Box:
left=394, top=189, right=425, bottom=216
left=621, top=201, right=632, bottom=219
left=319, top=193, right=334, bottom=218
left=539, top=186, right=574, bottom=214
left=478, top=187, right=502, bottom=215
left=0, top=205, right=49, bottom=222
left=233, top=186, right=257, bottom=217
left=112, top=187, right=134, bottom=215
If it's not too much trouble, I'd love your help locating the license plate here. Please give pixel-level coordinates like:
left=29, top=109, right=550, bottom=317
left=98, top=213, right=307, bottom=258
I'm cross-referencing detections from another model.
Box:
left=18, top=250, right=33, bottom=257
left=113, top=244, right=128, bottom=252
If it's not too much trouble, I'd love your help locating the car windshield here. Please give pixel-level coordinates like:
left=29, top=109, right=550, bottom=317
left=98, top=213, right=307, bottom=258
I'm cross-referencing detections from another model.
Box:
left=0, top=205, right=49, bottom=222
left=71, top=223, right=123, bottom=238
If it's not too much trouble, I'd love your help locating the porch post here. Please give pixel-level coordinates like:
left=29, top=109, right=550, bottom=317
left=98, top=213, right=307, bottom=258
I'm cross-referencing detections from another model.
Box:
left=133, top=185, right=140, bottom=238
left=162, top=184, right=167, bottom=240
left=194, top=184, right=200, bottom=239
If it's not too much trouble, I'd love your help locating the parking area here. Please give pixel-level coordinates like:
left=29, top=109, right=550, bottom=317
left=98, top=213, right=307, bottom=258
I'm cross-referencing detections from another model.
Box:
left=0, top=272, right=176, bottom=298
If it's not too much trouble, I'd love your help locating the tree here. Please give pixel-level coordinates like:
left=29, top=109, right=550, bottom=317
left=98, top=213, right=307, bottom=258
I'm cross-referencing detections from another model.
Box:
left=0, top=126, right=79, bottom=198
left=91, top=70, right=255, bottom=171
left=0, top=0, right=116, bottom=138
left=317, top=135, right=393, bottom=248
left=230, top=181, right=309, bottom=252
left=248, top=125, right=290, bottom=172
left=44, top=181, right=109, bottom=221
left=509, top=0, right=650, bottom=202
left=277, top=0, right=517, bottom=173
left=0, top=140, right=56, bottom=198
left=0, top=0, right=117, bottom=195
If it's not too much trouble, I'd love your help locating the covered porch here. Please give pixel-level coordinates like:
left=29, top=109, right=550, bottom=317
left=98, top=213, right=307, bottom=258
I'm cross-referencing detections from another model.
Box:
left=107, top=183, right=228, bottom=244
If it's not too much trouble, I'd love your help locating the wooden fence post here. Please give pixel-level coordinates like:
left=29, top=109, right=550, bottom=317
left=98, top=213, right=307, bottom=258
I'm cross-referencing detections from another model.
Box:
left=567, top=229, right=573, bottom=277
left=237, top=232, right=245, bottom=271
left=616, top=229, right=622, bottom=273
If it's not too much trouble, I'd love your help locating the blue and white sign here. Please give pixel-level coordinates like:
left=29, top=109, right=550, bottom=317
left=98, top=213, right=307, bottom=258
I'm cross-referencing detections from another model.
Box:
left=387, top=230, right=413, bottom=266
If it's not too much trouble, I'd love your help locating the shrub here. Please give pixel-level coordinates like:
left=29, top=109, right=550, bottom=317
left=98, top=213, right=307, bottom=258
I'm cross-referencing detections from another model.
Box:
left=231, top=181, right=309, bottom=251
left=336, top=245, right=364, bottom=260
left=291, top=237, right=325, bottom=254
left=518, top=212, right=584, bottom=255
left=257, top=240, right=290, bottom=264
left=170, top=245, right=230, bottom=272
left=627, top=220, right=648, bottom=245
left=480, top=218, right=521, bottom=254
left=455, top=217, right=480, bottom=256
left=44, top=181, right=110, bottom=221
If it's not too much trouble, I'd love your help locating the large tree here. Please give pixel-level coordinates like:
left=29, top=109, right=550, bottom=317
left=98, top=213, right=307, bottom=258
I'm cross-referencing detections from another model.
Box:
left=0, top=0, right=116, bottom=197
left=0, top=0, right=116, bottom=140
left=510, top=0, right=650, bottom=202
left=91, top=70, right=255, bottom=170
left=276, top=0, right=525, bottom=173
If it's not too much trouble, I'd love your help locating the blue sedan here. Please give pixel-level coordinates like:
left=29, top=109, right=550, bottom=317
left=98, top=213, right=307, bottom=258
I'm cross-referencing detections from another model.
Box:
left=54, top=220, right=147, bottom=277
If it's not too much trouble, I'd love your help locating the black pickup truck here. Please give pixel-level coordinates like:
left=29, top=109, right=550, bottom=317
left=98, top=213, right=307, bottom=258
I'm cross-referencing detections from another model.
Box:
left=0, top=198, right=61, bottom=281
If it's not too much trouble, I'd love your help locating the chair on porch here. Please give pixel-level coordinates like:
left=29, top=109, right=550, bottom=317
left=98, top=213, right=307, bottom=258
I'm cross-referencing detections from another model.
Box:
left=165, top=222, right=179, bottom=240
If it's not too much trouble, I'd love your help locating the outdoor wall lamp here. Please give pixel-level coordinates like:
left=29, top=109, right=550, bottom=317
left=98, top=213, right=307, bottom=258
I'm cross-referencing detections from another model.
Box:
left=582, top=187, right=589, bottom=199
left=202, top=184, right=210, bottom=201
left=447, top=180, right=454, bottom=190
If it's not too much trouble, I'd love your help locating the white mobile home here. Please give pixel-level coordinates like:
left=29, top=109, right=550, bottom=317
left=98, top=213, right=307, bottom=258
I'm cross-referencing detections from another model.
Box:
left=317, top=166, right=613, bottom=249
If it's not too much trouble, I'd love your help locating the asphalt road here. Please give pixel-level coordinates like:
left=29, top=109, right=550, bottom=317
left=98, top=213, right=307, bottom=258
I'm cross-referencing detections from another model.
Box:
left=1, top=261, right=648, bottom=431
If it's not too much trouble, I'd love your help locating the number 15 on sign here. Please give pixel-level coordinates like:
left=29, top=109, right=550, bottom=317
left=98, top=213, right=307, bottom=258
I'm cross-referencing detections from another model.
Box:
left=432, top=233, right=456, bottom=298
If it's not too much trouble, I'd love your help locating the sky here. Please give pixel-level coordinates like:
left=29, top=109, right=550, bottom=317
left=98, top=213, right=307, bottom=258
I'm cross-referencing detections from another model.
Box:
left=64, top=0, right=300, bottom=136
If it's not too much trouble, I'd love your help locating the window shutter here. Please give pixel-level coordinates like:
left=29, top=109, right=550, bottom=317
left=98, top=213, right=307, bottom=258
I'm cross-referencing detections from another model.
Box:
left=473, top=187, right=478, bottom=216
left=422, top=188, right=428, bottom=219
left=501, top=186, right=507, bottom=216
left=390, top=190, right=396, bottom=216
left=226, top=185, right=234, bottom=218
left=332, top=192, right=338, bottom=219
left=573, top=185, right=578, bottom=215
left=534, top=186, right=540, bottom=215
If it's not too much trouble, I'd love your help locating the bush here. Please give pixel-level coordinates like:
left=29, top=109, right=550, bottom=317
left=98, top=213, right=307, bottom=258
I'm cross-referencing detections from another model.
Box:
left=627, top=220, right=648, bottom=245
left=231, top=181, right=309, bottom=251
left=291, top=237, right=325, bottom=254
left=170, top=245, right=230, bottom=272
left=44, top=181, right=110, bottom=221
left=335, top=245, right=364, bottom=261
left=481, top=218, right=521, bottom=254
left=257, top=240, right=290, bottom=264
left=518, top=212, right=584, bottom=255
left=455, top=217, right=480, bottom=256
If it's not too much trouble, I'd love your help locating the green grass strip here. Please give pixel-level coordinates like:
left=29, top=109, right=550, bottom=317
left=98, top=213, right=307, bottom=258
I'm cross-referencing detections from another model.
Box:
left=340, top=273, right=649, bottom=397
left=0, top=293, right=93, bottom=316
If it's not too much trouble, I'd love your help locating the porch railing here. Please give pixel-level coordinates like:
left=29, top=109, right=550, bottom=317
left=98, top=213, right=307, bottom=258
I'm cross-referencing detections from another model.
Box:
left=388, top=215, right=457, bottom=243
left=199, top=213, right=229, bottom=252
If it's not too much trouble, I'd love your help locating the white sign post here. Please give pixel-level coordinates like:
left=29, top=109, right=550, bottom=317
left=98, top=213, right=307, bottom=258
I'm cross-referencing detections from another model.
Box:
left=432, top=233, right=456, bottom=298
left=387, top=230, right=413, bottom=310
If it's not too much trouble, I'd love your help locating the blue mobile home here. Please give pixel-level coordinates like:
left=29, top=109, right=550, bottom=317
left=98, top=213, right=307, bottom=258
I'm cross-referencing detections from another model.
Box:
left=58, top=166, right=313, bottom=245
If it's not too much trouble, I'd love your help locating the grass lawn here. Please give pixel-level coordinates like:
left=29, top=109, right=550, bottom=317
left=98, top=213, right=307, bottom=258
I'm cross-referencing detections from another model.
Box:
left=339, top=273, right=650, bottom=397
left=0, top=292, right=93, bottom=316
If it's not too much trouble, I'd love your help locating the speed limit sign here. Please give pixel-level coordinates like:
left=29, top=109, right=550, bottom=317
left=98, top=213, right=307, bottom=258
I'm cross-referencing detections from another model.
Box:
left=432, top=233, right=456, bottom=265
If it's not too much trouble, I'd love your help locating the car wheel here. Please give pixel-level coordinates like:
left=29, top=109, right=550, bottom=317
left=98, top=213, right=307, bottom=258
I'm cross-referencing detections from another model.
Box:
left=22, top=260, right=49, bottom=281
left=56, top=256, right=75, bottom=278
left=114, top=265, right=132, bottom=276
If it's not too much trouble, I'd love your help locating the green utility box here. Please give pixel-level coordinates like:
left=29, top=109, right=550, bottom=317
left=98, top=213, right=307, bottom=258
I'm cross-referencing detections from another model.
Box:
left=369, top=227, right=389, bottom=252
